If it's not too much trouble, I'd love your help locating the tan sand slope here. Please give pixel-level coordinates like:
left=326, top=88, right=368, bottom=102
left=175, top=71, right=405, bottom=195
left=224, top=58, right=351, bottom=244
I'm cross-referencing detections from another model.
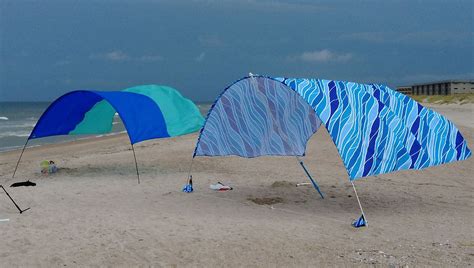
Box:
left=0, top=104, right=473, bottom=266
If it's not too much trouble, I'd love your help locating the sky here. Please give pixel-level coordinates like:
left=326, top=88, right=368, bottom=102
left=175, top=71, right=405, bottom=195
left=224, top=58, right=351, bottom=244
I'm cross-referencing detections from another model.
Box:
left=0, top=0, right=473, bottom=102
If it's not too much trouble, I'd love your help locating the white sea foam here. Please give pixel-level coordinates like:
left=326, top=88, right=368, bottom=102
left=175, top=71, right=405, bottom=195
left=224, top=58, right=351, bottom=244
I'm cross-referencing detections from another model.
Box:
left=95, top=131, right=126, bottom=138
left=6, top=122, right=36, bottom=128
left=0, top=145, right=22, bottom=152
left=0, top=143, right=41, bottom=152
left=0, top=131, right=30, bottom=138
left=0, top=130, right=127, bottom=152
left=0, top=122, right=36, bottom=132
left=0, top=117, right=8, bottom=120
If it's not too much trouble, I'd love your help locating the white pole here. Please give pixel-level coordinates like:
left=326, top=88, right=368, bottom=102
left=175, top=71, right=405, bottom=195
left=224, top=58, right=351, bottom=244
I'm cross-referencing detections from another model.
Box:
left=351, top=181, right=368, bottom=227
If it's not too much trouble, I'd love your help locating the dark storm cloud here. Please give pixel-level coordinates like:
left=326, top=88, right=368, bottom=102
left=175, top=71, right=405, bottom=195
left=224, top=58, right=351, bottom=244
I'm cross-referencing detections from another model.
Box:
left=0, top=0, right=472, bottom=101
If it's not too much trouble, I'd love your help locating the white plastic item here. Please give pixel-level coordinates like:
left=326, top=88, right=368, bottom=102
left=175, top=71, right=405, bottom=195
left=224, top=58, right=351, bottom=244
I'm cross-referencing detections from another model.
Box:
left=296, top=182, right=311, bottom=187
left=210, top=182, right=232, bottom=191
left=210, top=183, right=221, bottom=190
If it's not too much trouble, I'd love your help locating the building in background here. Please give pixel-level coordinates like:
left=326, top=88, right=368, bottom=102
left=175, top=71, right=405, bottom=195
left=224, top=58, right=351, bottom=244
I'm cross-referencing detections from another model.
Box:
left=396, top=86, right=412, bottom=95
left=397, top=80, right=474, bottom=95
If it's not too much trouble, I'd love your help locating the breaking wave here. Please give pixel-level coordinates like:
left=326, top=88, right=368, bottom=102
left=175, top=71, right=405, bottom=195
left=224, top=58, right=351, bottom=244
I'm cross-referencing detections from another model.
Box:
left=0, top=131, right=30, bottom=138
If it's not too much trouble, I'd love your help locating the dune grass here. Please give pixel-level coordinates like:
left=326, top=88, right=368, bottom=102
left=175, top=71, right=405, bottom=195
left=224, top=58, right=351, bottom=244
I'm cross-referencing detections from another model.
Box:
left=410, top=94, right=474, bottom=105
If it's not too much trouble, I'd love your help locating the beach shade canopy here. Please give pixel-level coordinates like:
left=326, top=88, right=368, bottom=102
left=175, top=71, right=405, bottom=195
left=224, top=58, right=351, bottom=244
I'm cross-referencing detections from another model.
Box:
left=12, top=85, right=204, bottom=182
left=7, top=85, right=203, bottom=213
left=30, top=85, right=204, bottom=144
left=193, top=76, right=471, bottom=181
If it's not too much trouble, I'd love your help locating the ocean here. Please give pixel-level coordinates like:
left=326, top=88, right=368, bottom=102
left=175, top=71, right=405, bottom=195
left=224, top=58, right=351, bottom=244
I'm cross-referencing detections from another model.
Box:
left=0, top=102, right=212, bottom=152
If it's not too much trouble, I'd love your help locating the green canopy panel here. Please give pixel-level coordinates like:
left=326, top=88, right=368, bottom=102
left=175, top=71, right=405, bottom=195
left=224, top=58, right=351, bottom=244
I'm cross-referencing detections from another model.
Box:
left=70, top=100, right=115, bottom=135
left=124, top=85, right=204, bottom=136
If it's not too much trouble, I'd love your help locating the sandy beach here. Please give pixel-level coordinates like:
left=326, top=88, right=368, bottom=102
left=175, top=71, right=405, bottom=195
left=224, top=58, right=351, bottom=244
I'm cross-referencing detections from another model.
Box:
left=0, top=103, right=473, bottom=267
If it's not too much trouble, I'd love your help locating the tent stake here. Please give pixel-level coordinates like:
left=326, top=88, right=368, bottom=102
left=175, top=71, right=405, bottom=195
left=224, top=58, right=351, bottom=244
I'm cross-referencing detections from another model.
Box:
left=12, top=139, right=29, bottom=179
left=1, top=185, right=30, bottom=214
left=131, top=144, right=140, bottom=184
left=351, top=181, right=368, bottom=227
left=296, top=157, right=324, bottom=199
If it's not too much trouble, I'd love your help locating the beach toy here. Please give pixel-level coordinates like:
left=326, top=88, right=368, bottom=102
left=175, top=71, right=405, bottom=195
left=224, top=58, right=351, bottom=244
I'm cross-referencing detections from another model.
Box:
left=40, top=160, right=49, bottom=174
left=210, top=182, right=233, bottom=191
left=40, top=160, right=57, bottom=174
left=48, top=161, right=57, bottom=174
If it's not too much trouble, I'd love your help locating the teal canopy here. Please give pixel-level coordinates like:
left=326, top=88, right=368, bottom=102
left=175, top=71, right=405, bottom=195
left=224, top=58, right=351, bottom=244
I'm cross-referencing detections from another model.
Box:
left=11, top=84, right=204, bottom=192
left=30, top=85, right=204, bottom=144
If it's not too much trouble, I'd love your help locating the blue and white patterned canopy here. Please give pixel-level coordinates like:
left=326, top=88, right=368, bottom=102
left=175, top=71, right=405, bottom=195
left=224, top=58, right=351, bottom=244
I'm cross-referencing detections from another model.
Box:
left=194, top=76, right=471, bottom=180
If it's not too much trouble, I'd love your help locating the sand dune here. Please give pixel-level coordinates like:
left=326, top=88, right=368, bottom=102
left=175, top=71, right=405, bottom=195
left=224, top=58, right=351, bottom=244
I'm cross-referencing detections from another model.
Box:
left=0, top=104, right=473, bottom=266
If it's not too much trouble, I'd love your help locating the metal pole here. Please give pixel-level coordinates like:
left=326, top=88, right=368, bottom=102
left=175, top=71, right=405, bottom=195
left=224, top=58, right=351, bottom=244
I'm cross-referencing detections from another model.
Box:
left=12, top=139, right=29, bottom=179
left=187, top=156, right=194, bottom=184
left=186, top=158, right=195, bottom=181
left=4, top=138, right=31, bottom=213
left=1, top=185, right=30, bottom=214
left=296, top=157, right=324, bottom=199
left=351, top=181, right=368, bottom=227
left=131, top=144, right=140, bottom=184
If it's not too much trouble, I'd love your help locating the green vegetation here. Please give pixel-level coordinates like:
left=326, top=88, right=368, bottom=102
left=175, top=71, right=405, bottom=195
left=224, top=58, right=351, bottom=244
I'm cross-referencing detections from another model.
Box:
left=409, top=94, right=474, bottom=105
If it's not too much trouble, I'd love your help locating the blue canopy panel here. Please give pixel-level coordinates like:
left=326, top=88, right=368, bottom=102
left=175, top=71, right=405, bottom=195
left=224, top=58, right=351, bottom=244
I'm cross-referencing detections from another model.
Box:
left=194, top=76, right=471, bottom=181
left=29, top=90, right=169, bottom=144
left=366, top=84, right=471, bottom=168
left=275, top=77, right=471, bottom=179
left=194, top=77, right=322, bottom=157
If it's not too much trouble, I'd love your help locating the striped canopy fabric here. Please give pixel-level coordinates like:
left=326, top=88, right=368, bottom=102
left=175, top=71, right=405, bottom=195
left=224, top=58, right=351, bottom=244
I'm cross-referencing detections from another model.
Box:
left=194, top=76, right=471, bottom=180
left=30, top=85, right=204, bottom=144
left=194, top=77, right=322, bottom=157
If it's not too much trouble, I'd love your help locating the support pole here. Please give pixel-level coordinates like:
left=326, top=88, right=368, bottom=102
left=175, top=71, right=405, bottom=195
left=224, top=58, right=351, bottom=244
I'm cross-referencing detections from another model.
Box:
left=1, top=185, right=30, bottom=214
left=181, top=157, right=195, bottom=193
left=12, top=139, right=29, bottom=179
left=296, top=157, right=324, bottom=199
left=186, top=157, right=195, bottom=181
left=4, top=138, right=31, bottom=213
left=131, top=144, right=140, bottom=184
left=351, top=181, right=368, bottom=227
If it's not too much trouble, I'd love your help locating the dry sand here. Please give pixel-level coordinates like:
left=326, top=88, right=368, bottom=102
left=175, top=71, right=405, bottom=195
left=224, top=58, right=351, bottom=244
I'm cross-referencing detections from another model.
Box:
left=0, top=104, right=473, bottom=267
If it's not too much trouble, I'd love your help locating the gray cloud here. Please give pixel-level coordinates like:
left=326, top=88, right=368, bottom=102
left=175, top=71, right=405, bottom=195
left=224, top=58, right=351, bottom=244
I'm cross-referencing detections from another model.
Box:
left=54, top=60, right=71, bottom=66
left=138, top=55, right=164, bottom=62
left=190, top=0, right=328, bottom=10
left=90, top=50, right=163, bottom=62
left=198, top=34, right=224, bottom=47
left=339, top=31, right=474, bottom=45
left=92, top=50, right=130, bottom=61
left=295, top=49, right=353, bottom=63
left=195, top=52, right=206, bottom=62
